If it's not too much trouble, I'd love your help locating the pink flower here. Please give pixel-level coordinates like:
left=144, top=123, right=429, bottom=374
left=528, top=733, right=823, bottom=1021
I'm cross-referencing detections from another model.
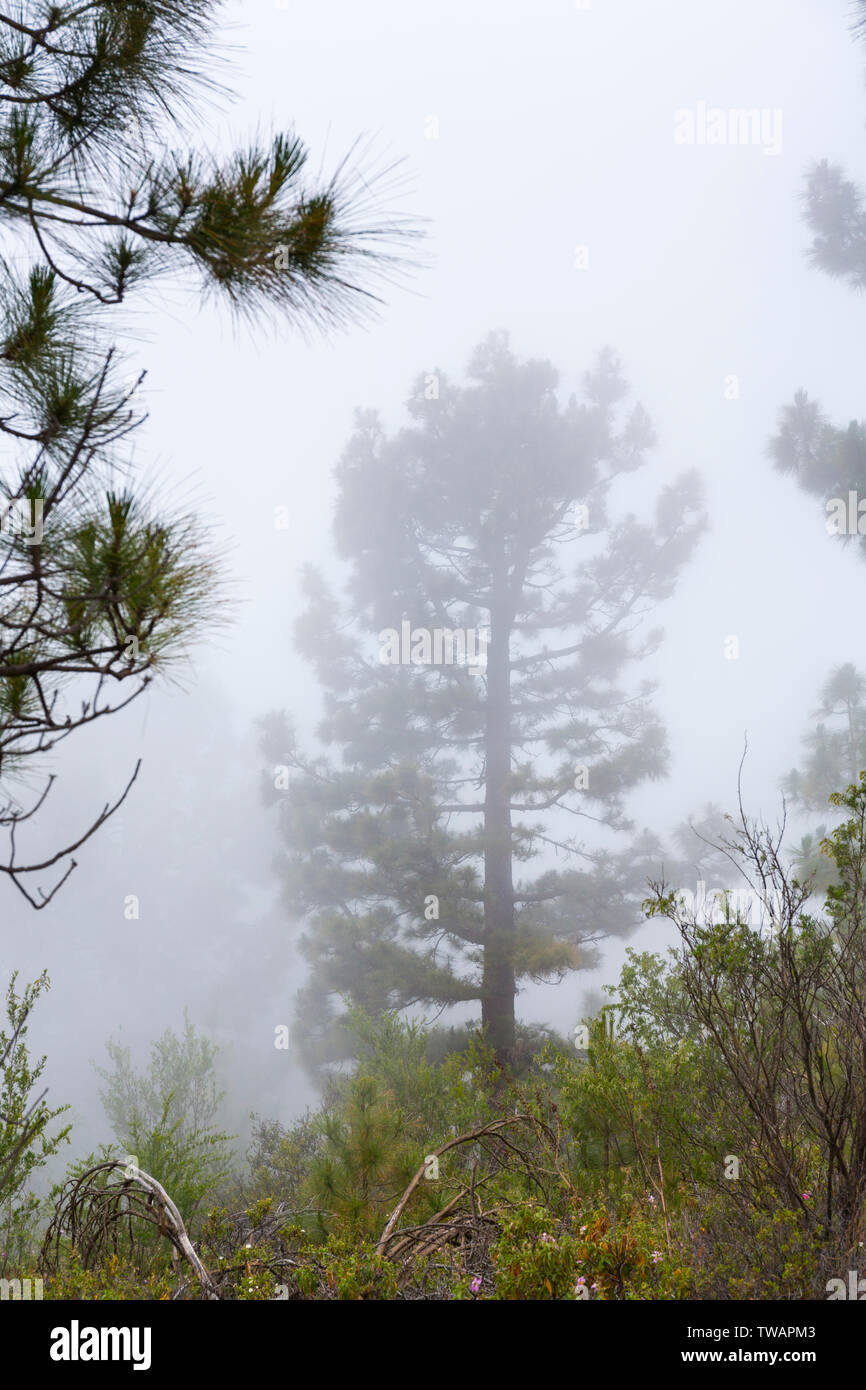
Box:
left=470, top=1275, right=482, bottom=1295
left=651, top=1250, right=662, bottom=1263
left=802, top=1191, right=811, bottom=1202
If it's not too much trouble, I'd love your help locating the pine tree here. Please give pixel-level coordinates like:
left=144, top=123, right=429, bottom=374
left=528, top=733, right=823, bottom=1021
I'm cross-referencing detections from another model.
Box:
left=769, top=2, right=866, bottom=543
left=263, top=332, right=705, bottom=1070
left=0, top=2, right=415, bottom=906
left=782, top=664, right=866, bottom=893
left=795, top=0, right=866, bottom=294
left=783, top=664, right=866, bottom=813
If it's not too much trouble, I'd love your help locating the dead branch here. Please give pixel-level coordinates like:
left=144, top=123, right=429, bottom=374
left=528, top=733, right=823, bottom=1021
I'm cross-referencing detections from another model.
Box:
left=376, top=1114, right=535, bottom=1256
left=41, top=1159, right=219, bottom=1299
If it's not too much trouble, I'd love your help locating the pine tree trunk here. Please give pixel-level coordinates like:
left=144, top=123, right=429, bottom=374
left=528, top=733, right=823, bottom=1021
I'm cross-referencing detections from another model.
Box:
left=481, top=587, right=516, bottom=1064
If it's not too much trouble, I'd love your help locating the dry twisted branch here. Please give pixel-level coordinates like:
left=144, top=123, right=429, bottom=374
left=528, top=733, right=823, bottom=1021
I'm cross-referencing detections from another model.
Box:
left=41, top=1159, right=218, bottom=1299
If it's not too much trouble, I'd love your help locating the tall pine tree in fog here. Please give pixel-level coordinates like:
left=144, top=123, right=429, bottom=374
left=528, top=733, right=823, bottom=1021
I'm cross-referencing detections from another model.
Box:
left=263, top=333, right=705, bottom=1069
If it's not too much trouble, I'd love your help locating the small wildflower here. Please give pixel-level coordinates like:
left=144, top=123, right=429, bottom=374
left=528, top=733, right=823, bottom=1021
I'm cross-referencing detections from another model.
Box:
left=802, top=1191, right=811, bottom=1202
left=651, top=1250, right=662, bottom=1263
left=470, top=1275, right=482, bottom=1295
left=540, top=1233, right=556, bottom=1245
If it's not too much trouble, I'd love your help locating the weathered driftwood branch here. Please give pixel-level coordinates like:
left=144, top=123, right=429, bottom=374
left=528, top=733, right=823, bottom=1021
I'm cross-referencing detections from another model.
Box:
left=41, top=1159, right=219, bottom=1299
left=124, top=1163, right=219, bottom=1300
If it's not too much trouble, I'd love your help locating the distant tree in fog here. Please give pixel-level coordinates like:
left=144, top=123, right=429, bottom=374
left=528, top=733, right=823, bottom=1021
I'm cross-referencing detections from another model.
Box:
left=783, top=664, right=866, bottom=814
left=769, top=2, right=866, bottom=557
left=263, top=331, right=705, bottom=1071
left=782, top=663, right=866, bottom=895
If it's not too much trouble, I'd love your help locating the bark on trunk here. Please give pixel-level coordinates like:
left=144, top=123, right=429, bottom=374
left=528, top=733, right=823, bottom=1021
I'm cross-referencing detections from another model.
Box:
left=481, top=586, right=516, bottom=1064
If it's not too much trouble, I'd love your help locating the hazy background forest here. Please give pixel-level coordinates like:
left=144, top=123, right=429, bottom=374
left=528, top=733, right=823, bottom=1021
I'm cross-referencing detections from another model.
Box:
left=2, top=0, right=866, bottom=1306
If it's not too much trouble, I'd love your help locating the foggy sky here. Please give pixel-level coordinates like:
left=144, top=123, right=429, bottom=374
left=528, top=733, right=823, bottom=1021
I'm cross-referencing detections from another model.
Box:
left=2, top=0, right=863, bottom=1170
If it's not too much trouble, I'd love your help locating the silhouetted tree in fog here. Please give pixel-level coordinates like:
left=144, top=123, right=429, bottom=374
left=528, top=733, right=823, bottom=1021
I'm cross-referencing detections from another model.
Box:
left=770, top=3, right=866, bottom=559
left=782, top=664, right=866, bottom=894
left=263, top=332, right=705, bottom=1070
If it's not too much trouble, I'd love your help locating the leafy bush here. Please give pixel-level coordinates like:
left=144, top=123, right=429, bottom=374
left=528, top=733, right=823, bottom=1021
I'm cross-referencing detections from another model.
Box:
left=0, top=971, right=70, bottom=1276
left=94, top=1012, right=233, bottom=1227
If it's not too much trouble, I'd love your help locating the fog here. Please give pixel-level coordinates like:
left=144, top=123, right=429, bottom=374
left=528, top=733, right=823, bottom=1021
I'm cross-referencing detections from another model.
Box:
left=2, top=0, right=864, bottom=1180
